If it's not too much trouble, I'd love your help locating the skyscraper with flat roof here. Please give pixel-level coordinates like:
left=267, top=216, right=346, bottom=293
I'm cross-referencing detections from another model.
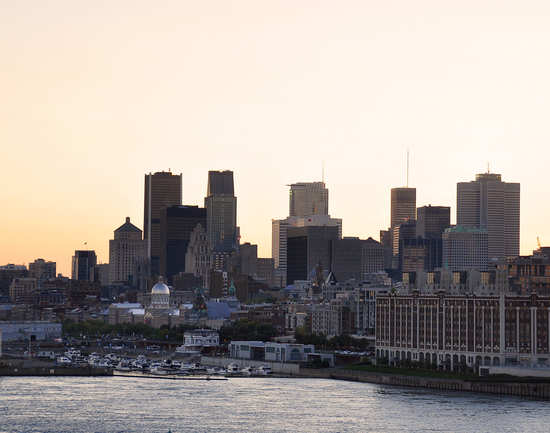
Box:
left=71, top=250, right=97, bottom=281
left=289, top=182, right=328, bottom=217
left=457, top=172, right=520, bottom=260
left=160, top=205, right=206, bottom=281
left=144, top=171, right=182, bottom=276
left=391, top=187, right=416, bottom=228
left=205, top=170, right=237, bottom=252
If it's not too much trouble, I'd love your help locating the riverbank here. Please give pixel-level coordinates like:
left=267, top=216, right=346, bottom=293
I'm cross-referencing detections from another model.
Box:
left=0, top=359, right=112, bottom=376
left=297, top=366, right=550, bottom=400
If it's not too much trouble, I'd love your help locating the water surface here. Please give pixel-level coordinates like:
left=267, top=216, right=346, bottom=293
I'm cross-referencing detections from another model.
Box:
left=0, top=376, right=548, bottom=432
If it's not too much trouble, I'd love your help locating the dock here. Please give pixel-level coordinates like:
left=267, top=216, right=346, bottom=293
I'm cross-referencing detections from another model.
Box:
left=113, top=372, right=227, bottom=381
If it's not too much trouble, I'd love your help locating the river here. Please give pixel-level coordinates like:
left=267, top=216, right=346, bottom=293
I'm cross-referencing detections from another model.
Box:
left=0, top=376, right=548, bottom=432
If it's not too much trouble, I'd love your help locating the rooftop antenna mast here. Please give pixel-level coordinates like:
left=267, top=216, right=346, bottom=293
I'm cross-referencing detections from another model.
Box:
left=406, top=149, right=409, bottom=187
left=322, top=161, right=325, bottom=184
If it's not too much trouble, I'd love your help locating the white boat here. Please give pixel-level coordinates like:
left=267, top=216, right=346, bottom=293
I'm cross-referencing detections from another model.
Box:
left=240, top=366, right=252, bottom=376
left=115, top=361, right=132, bottom=372
left=225, top=363, right=242, bottom=376
left=252, top=366, right=271, bottom=376
left=56, top=356, right=72, bottom=365
left=150, top=366, right=170, bottom=375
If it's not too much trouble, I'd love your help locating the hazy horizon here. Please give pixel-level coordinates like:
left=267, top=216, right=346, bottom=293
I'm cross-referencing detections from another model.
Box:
left=2, top=1, right=550, bottom=275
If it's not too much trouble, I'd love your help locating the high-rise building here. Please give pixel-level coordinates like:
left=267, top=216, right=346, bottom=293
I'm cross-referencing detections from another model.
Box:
left=71, top=250, right=97, bottom=281
left=416, top=205, right=450, bottom=239
left=237, top=243, right=258, bottom=277
left=289, top=182, right=329, bottom=217
left=160, top=205, right=207, bottom=281
left=416, top=205, right=451, bottom=271
left=205, top=171, right=237, bottom=252
left=28, top=259, right=56, bottom=282
left=331, top=237, right=385, bottom=282
left=144, top=171, right=183, bottom=276
left=390, top=187, right=416, bottom=228
left=442, top=226, right=488, bottom=271
left=185, top=223, right=211, bottom=286
left=286, top=225, right=339, bottom=284
left=272, top=219, right=289, bottom=287
left=109, top=217, right=146, bottom=285
left=272, top=215, right=342, bottom=288
left=457, top=172, right=520, bottom=260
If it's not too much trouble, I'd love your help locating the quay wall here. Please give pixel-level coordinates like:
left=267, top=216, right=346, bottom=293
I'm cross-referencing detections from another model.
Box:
left=298, top=368, right=550, bottom=400
left=0, top=360, right=112, bottom=376
left=201, top=356, right=300, bottom=375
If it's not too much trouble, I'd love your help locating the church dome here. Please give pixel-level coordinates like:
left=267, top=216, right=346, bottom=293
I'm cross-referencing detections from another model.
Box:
left=151, top=277, right=170, bottom=295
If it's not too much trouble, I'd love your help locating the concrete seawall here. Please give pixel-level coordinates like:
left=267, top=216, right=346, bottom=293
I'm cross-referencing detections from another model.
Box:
left=298, top=368, right=550, bottom=400
left=0, top=360, right=112, bottom=376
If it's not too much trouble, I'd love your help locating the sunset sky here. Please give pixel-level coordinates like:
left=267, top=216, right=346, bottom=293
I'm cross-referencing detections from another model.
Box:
left=2, top=1, right=550, bottom=275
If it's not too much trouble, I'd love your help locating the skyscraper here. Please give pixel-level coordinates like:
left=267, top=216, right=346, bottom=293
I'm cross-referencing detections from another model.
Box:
left=286, top=225, right=339, bottom=284
left=144, top=171, right=182, bottom=276
left=289, top=182, right=328, bottom=217
left=205, top=170, right=237, bottom=252
left=457, top=172, right=520, bottom=260
left=159, top=205, right=206, bottom=281
left=71, top=250, right=97, bottom=281
left=390, top=187, right=416, bottom=228
left=442, top=226, right=488, bottom=271
left=416, top=205, right=451, bottom=271
left=109, top=217, right=146, bottom=285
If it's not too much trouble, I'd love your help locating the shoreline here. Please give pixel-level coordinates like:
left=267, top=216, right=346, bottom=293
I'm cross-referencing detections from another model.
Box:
left=293, top=367, right=550, bottom=400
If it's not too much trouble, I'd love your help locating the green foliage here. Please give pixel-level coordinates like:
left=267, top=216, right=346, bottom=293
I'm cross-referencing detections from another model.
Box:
left=294, top=328, right=371, bottom=351
left=219, top=320, right=277, bottom=344
left=62, top=320, right=197, bottom=342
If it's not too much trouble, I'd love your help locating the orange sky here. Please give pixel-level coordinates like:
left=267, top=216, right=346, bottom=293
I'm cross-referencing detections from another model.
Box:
left=2, top=1, right=550, bottom=275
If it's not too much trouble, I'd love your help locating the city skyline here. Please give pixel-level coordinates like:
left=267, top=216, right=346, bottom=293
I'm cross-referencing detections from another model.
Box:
left=3, top=1, right=550, bottom=274
left=0, top=166, right=538, bottom=276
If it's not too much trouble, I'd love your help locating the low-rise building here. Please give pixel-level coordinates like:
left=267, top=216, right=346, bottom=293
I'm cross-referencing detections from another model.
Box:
left=0, top=321, right=61, bottom=341
left=184, top=329, right=219, bottom=348
left=9, top=278, right=37, bottom=304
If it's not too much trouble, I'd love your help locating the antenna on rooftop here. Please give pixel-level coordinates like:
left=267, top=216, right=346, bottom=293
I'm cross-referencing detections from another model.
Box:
left=487, top=162, right=490, bottom=173
left=322, top=161, right=325, bottom=183
left=406, top=149, right=410, bottom=187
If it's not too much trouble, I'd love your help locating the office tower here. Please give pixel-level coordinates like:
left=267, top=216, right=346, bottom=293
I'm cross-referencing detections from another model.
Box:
left=391, top=187, right=416, bottom=228
left=416, top=205, right=451, bottom=270
left=457, top=172, right=520, bottom=260
left=109, top=217, right=146, bottom=285
left=160, top=205, right=207, bottom=281
left=144, top=171, right=183, bottom=276
left=185, top=223, right=211, bottom=286
left=289, top=182, right=329, bottom=217
left=361, top=237, right=385, bottom=275
left=286, top=225, right=339, bottom=284
left=256, top=258, right=275, bottom=287
left=331, top=237, right=385, bottom=282
left=71, top=250, right=97, bottom=281
left=416, top=206, right=451, bottom=239
left=392, top=220, right=417, bottom=262
left=379, top=229, right=393, bottom=270
left=272, top=215, right=342, bottom=288
left=442, top=226, right=488, bottom=271
left=272, top=219, right=289, bottom=287
left=28, top=259, right=56, bottom=282
left=237, top=243, right=258, bottom=277
left=205, top=170, right=237, bottom=252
